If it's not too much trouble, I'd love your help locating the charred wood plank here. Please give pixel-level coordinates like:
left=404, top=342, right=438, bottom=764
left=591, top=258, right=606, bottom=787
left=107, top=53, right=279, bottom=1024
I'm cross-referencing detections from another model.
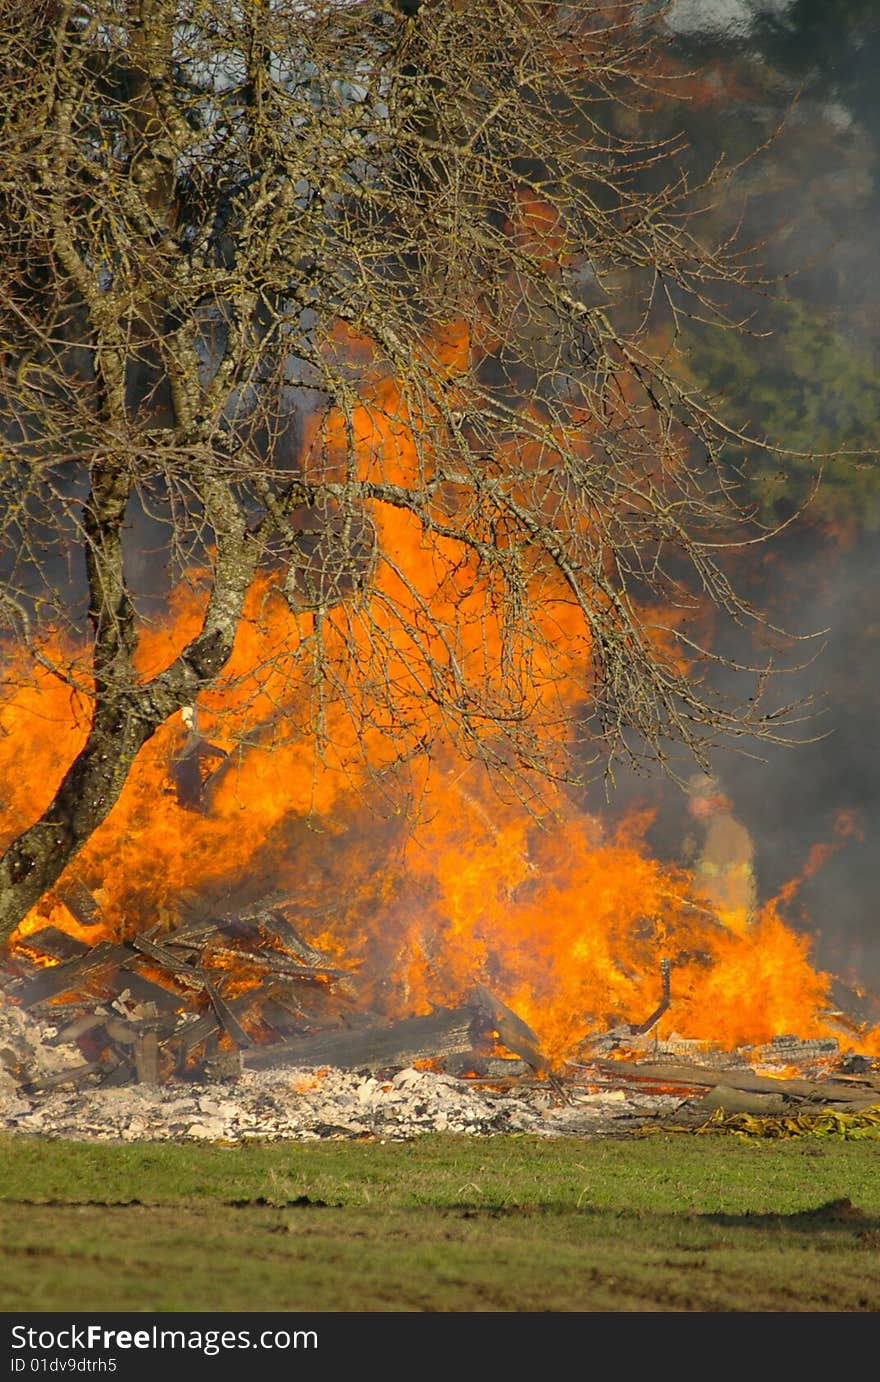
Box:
left=166, top=912, right=262, bottom=944
left=242, top=1004, right=482, bottom=1072
left=170, top=940, right=348, bottom=981
left=129, top=934, right=206, bottom=990
left=204, top=980, right=254, bottom=1048
left=21, top=1002, right=98, bottom=1030
left=53, top=878, right=104, bottom=929
left=259, top=977, right=315, bottom=1011
left=101, top=964, right=186, bottom=1013
left=13, top=940, right=187, bottom=1014
left=134, top=1031, right=160, bottom=1084
left=165, top=916, right=224, bottom=944
left=224, top=986, right=285, bottom=1031
left=15, top=928, right=90, bottom=963
left=593, top=1059, right=880, bottom=1108
left=252, top=909, right=337, bottom=968
left=174, top=1012, right=220, bottom=1055
left=11, top=941, right=127, bottom=1008
left=0, top=951, right=40, bottom=983
left=213, top=917, right=264, bottom=943
left=472, top=984, right=550, bottom=1072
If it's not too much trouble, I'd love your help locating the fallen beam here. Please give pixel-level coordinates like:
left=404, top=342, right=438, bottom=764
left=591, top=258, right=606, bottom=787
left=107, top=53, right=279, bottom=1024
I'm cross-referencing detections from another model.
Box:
left=242, top=1004, right=481, bottom=1072
left=12, top=942, right=129, bottom=1008
left=251, top=909, right=338, bottom=968
left=472, top=984, right=550, bottom=1072
left=592, top=1059, right=880, bottom=1108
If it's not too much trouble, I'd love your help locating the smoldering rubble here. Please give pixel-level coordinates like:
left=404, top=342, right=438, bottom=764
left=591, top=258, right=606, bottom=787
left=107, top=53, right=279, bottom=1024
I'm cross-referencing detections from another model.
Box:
left=0, top=989, right=681, bottom=1142
left=4, top=978, right=879, bottom=1145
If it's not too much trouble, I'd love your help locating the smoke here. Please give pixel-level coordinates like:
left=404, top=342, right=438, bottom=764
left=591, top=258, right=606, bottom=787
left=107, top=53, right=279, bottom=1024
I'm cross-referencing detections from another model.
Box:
left=663, top=0, right=796, bottom=40
left=616, top=2, right=880, bottom=989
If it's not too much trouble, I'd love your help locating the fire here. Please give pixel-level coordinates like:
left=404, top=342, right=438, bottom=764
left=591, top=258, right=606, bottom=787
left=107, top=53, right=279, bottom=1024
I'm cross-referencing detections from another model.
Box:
left=301, top=758, right=878, bottom=1065
left=5, top=631, right=876, bottom=1065
left=292, top=1071, right=331, bottom=1094
left=1, top=311, right=878, bottom=1069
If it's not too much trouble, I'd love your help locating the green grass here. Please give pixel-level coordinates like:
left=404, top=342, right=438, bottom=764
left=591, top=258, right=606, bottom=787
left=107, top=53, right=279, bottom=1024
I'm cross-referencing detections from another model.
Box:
left=1, top=1130, right=879, bottom=1312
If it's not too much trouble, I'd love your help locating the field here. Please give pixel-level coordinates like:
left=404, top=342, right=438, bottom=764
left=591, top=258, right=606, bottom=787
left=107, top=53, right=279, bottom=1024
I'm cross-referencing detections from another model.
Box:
left=2, top=1127, right=879, bottom=1315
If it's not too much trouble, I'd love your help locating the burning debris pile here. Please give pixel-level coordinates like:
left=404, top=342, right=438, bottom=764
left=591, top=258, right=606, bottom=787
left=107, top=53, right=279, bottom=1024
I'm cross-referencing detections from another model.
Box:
left=2, top=889, right=880, bottom=1144
left=1, top=903, right=431, bottom=1091
left=0, top=917, right=687, bottom=1140
left=3, top=359, right=880, bottom=1134
left=0, top=890, right=575, bottom=1094
left=3, top=617, right=880, bottom=1141
left=3, top=905, right=562, bottom=1086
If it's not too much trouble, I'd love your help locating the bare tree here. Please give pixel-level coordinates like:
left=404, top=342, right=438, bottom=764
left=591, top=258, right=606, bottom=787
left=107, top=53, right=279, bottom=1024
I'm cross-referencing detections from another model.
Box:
left=0, top=0, right=812, bottom=942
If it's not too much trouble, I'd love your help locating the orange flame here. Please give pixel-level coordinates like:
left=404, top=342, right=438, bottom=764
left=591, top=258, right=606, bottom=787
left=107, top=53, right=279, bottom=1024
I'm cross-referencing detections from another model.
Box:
left=1, top=310, right=877, bottom=1067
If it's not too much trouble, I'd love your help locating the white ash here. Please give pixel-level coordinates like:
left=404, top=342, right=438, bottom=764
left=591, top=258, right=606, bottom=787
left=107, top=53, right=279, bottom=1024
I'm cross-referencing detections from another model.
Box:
left=0, top=1063, right=681, bottom=1143
left=0, top=989, right=87, bottom=1116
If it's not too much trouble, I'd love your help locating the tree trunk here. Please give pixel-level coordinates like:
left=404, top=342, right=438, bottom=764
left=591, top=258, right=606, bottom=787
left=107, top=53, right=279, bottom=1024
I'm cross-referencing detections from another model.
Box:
left=0, top=702, right=156, bottom=941
left=0, top=574, right=255, bottom=945
left=0, top=486, right=258, bottom=943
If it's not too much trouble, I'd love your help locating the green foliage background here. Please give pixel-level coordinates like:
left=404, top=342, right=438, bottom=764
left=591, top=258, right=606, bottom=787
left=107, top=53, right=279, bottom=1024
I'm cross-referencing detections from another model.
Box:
left=663, top=1, right=880, bottom=528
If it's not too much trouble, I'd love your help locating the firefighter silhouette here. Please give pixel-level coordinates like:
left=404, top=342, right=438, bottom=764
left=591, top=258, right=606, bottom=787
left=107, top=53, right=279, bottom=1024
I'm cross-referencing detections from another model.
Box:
left=169, top=706, right=227, bottom=813
left=683, top=772, right=757, bottom=934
